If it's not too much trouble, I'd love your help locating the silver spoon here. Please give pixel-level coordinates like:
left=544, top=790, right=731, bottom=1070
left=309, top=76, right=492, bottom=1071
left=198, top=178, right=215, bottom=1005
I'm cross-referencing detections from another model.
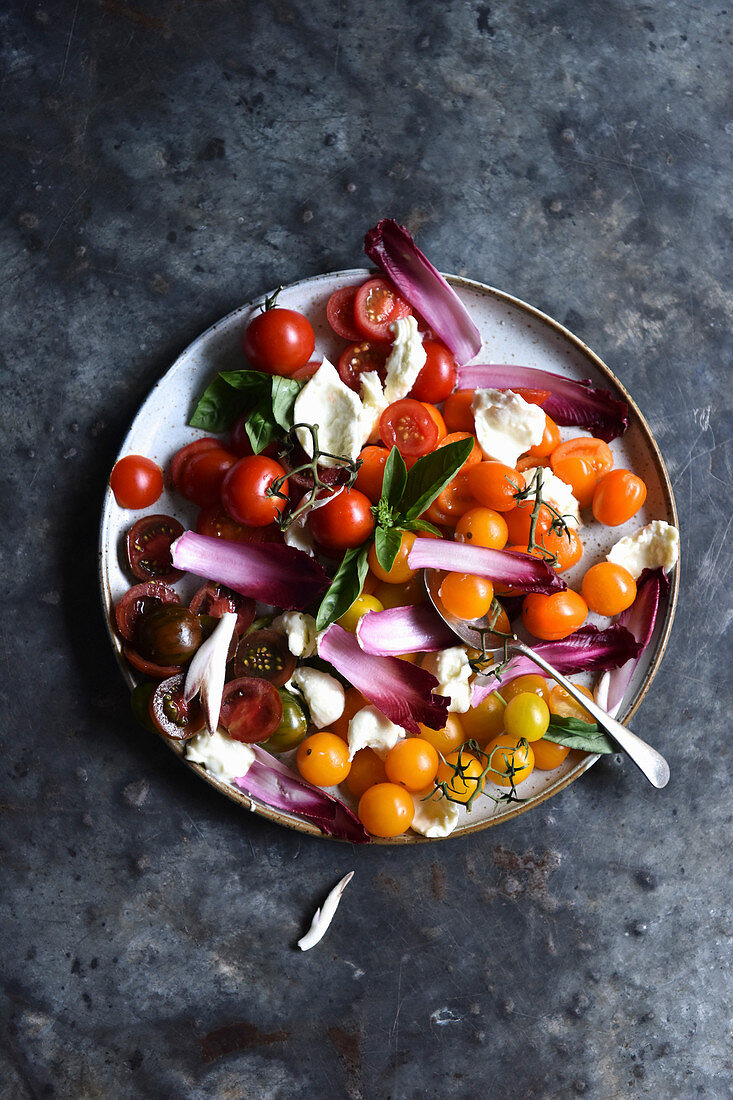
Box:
left=424, top=569, right=670, bottom=789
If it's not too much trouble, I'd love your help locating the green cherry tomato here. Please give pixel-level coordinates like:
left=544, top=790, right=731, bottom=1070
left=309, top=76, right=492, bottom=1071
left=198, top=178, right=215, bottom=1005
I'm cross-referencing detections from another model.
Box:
left=503, top=692, right=551, bottom=743
left=260, top=690, right=308, bottom=753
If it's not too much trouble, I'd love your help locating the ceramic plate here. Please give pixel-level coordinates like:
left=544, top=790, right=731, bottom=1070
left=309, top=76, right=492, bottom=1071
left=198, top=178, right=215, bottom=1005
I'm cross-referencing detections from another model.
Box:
left=99, top=270, right=679, bottom=843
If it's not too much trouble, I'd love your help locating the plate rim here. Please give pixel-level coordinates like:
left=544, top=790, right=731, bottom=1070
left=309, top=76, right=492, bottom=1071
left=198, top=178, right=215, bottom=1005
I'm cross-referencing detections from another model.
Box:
left=99, top=269, right=680, bottom=845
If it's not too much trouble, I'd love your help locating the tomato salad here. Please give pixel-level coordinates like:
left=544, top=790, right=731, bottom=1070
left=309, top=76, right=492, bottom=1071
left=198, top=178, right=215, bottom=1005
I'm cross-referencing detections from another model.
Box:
left=108, top=220, right=678, bottom=842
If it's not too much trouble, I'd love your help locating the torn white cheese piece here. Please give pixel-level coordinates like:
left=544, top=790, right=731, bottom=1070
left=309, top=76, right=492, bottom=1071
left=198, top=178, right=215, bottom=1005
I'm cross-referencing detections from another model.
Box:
left=521, top=465, right=582, bottom=528
left=272, top=612, right=317, bottom=658
left=471, top=388, right=546, bottom=468
left=606, top=520, right=679, bottom=580
left=410, top=792, right=461, bottom=838
left=347, top=706, right=406, bottom=760
left=297, top=871, right=355, bottom=951
left=421, top=647, right=473, bottom=714
left=359, top=369, right=388, bottom=443
left=383, top=316, right=426, bottom=403
left=183, top=612, right=237, bottom=733
left=290, top=667, right=345, bottom=729
left=186, top=727, right=255, bottom=783
left=294, top=358, right=366, bottom=467
left=284, top=514, right=315, bottom=556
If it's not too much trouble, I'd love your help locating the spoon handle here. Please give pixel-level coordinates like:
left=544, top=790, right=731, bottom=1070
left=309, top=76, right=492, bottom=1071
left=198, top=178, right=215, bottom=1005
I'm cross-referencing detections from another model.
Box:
left=510, top=642, right=670, bottom=789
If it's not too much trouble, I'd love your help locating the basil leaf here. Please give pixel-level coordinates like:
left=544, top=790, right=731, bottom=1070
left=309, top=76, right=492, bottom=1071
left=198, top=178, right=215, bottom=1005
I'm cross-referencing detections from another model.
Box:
left=542, top=715, right=615, bottom=754
left=219, top=369, right=274, bottom=394
left=381, top=446, right=408, bottom=511
left=271, top=376, right=302, bottom=431
left=315, top=544, right=370, bottom=632
left=404, top=517, right=442, bottom=536
left=245, top=397, right=279, bottom=454
left=400, top=437, right=474, bottom=520
left=189, top=376, right=248, bottom=432
left=374, top=525, right=403, bottom=573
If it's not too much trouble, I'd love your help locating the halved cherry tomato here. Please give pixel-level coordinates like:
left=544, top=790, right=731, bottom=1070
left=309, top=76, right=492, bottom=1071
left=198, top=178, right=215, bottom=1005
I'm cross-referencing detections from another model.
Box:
left=114, top=581, right=180, bottom=643
left=524, top=414, right=561, bottom=459
left=326, top=286, right=362, bottom=341
left=522, top=590, right=588, bottom=641
left=581, top=561, right=637, bottom=616
left=443, top=390, right=475, bottom=433
left=552, top=455, right=597, bottom=508
left=220, top=677, right=283, bottom=743
left=338, top=340, right=391, bottom=391
left=550, top=436, right=614, bottom=477
left=230, top=628, right=297, bottom=688
left=421, top=403, right=447, bottom=442
left=126, top=515, right=184, bottom=583
left=354, top=446, right=388, bottom=503
left=380, top=399, right=439, bottom=458
left=110, top=455, right=164, bottom=509
left=358, top=783, right=414, bottom=836
left=242, top=307, right=315, bottom=376
left=592, top=470, right=647, bottom=527
left=177, top=445, right=237, bottom=507
left=308, top=488, right=375, bottom=553
left=467, top=462, right=525, bottom=512
left=435, top=431, right=482, bottom=468
left=353, top=278, right=411, bottom=340
left=123, top=645, right=182, bottom=680
left=516, top=454, right=550, bottom=473
left=439, top=572, right=494, bottom=620
left=189, top=582, right=255, bottom=636
left=150, top=674, right=204, bottom=740
left=455, top=506, right=508, bottom=549
left=548, top=682, right=595, bottom=722
left=408, top=340, right=458, bottom=403
left=297, top=733, right=351, bottom=786
left=221, top=456, right=289, bottom=527
left=196, top=505, right=282, bottom=544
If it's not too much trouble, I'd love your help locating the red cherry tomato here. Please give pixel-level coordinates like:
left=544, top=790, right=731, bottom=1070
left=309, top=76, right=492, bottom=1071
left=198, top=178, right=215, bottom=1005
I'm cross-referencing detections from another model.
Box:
left=220, top=677, right=283, bottom=743
left=443, top=390, right=475, bottom=433
left=308, top=488, right=375, bottom=553
left=126, top=515, right=184, bottom=583
left=110, top=455, right=164, bottom=509
left=408, top=340, right=458, bottom=403
left=522, top=590, right=588, bottom=641
left=353, top=278, right=411, bottom=340
left=380, top=399, right=439, bottom=458
left=170, top=437, right=221, bottom=485
left=326, top=286, right=362, bottom=341
left=177, top=445, right=237, bottom=508
left=354, top=445, right=388, bottom=503
left=221, top=456, right=289, bottom=527
left=592, top=470, right=647, bottom=526
left=337, top=340, right=390, bottom=391
left=242, top=307, right=315, bottom=376
left=196, top=505, right=282, bottom=544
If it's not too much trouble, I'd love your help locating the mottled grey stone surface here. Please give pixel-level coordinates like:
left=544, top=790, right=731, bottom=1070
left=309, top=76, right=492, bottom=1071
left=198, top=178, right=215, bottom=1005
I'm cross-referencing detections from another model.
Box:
left=1, top=1, right=732, bottom=1097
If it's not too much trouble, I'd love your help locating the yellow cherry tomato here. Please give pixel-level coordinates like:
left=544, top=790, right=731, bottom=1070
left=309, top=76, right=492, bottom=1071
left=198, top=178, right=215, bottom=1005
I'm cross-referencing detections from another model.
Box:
left=532, top=739, right=571, bottom=770
left=418, top=714, right=466, bottom=755
left=439, top=572, right=494, bottom=621
left=358, top=783, right=415, bottom=837
left=385, top=738, right=440, bottom=792
left=327, top=686, right=367, bottom=742
left=484, top=733, right=535, bottom=787
left=372, top=573, right=426, bottom=608
left=460, top=693, right=505, bottom=745
left=503, top=692, right=551, bottom=742
left=501, top=674, right=550, bottom=705
left=367, top=530, right=417, bottom=583
left=436, top=748, right=485, bottom=805
left=337, top=593, right=384, bottom=633
left=345, top=748, right=387, bottom=798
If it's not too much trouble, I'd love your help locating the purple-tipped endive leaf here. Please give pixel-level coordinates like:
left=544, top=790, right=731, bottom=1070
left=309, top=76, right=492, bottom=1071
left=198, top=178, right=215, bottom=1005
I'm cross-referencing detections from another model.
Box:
left=356, top=603, right=459, bottom=656
left=364, top=219, right=481, bottom=366
left=184, top=611, right=237, bottom=733
left=472, top=624, right=644, bottom=706
left=170, top=531, right=330, bottom=610
left=407, top=538, right=566, bottom=595
left=318, top=624, right=449, bottom=734
left=594, top=568, right=671, bottom=717
left=457, top=364, right=629, bottom=442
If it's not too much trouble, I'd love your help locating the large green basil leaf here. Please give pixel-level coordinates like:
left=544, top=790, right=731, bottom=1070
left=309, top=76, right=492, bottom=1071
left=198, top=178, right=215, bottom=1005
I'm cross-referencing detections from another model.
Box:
left=315, top=544, right=370, bottom=632
left=400, top=437, right=474, bottom=520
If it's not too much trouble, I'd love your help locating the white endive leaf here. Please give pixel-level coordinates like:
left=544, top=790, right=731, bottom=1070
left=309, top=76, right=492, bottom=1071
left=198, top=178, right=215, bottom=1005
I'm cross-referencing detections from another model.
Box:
left=297, top=871, right=354, bottom=952
left=184, top=611, right=237, bottom=733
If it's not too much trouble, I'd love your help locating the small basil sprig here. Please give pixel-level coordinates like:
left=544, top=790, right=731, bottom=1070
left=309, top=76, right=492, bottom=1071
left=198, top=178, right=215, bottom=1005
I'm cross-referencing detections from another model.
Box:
left=542, top=715, right=615, bottom=754
left=189, top=368, right=301, bottom=449
left=315, top=544, right=370, bottom=632
left=373, top=438, right=474, bottom=571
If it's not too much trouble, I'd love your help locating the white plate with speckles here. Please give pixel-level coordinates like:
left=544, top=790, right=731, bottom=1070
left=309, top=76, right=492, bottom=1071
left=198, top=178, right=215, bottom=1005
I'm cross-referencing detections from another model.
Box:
left=99, top=269, right=679, bottom=843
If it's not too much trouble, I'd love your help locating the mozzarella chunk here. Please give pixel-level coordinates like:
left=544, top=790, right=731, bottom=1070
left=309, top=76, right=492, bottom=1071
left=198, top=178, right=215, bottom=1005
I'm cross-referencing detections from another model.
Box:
left=410, top=792, right=460, bottom=838
left=607, top=520, right=679, bottom=580
left=421, top=647, right=473, bottom=714
left=471, top=388, right=546, bottom=468
left=284, top=515, right=315, bottom=556
left=359, top=369, right=388, bottom=442
left=290, top=667, right=345, bottom=729
left=186, top=728, right=255, bottom=783
left=272, top=612, right=317, bottom=658
left=347, top=706, right=406, bottom=760
left=294, top=358, right=366, bottom=467
left=383, top=316, right=427, bottom=404
left=521, top=464, right=582, bottom=528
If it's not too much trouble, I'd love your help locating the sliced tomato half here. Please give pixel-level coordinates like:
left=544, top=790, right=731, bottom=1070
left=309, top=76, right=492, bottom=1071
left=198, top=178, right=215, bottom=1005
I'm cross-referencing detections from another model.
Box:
left=123, top=645, right=182, bottom=679
left=150, top=674, right=205, bottom=739
left=220, top=677, right=283, bottom=743
left=230, top=628, right=297, bottom=688
left=327, top=287, right=362, bottom=341
left=337, top=341, right=391, bottom=392
left=353, top=278, right=411, bottom=340
left=126, top=515, right=184, bottom=583
left=189, top=582, right=255, bottom=636
left=114, top=582, right=180, bottom=643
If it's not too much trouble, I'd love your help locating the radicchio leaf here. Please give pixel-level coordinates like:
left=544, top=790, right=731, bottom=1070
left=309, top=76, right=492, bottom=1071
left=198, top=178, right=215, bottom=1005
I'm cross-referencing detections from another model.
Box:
left=356, top=603, right=459, bottom=656
left=407, top=537, right=566, bottom=595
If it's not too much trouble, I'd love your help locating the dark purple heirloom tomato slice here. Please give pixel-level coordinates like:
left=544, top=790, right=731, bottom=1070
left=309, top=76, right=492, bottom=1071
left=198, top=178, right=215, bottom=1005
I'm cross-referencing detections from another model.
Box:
left=189, top=582, right=255, bottom=636
left=219, top=677, right=283, bottom=743
left=229, top=628, right=297, bottom=688
left=123, top=644, right=183, bottom=679
left=136, top=605, right=202, bottom=666
left=115, top=582, right=180, bottom=643
left=150, top=674, right=205, bottom=740
left=126, top=514, right=185, bottom=583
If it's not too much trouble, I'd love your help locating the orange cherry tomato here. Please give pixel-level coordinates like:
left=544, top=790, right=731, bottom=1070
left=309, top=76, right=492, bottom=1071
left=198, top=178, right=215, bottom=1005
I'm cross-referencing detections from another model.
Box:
left=418, top=715, right=466, bottom=755
left=443, top=389, right=476, bottom=433
left=327, top=687, right=368, bottom=742
left=358, top=783, right=415, bottom=837
left=524, top=414, right=561, bottom=459
left=516, top=454, right=550, bottom=472
left=581, top=561, right=637, bottom=616
left=484, top=733, right=535, bottom=787
left=501, top=674, right=550, bottom=705
left=522, top=590, right=588, bottom=641
left=423, top=470, right=477, bottom=527
left=354, top=445, right=388, bottom=503
left=551, top=436, right=614, bottom=477
left=592, top=470, right=648, bottom=526
left=532, top=739, right=571, bottom=770
left=439, top=572, right=494, bottom=620
left=455, top=506, right=509, bottom=550
left=435, top=431, right=483, bottom=468
left=368, top=530, right=417, bottom=583
left=503, top=387, right=551, bottom=406
left=436, top=749, right=485, bottom=804
left=549, top=682, right=595, bottom=722
left=552, top=454, right=597, bottom=509
left=345, top=748, right=387, bottom=798
left=503, top=500, right=553, bottom=545
left=467, top=462, right=525, bottom=512
left=536, top=526, right=584, bottom=572
left=385, top=738, right=440, bottom=792
left=296, top=732, right=351, bottom=787
left=421, top=403, right=447, bottom=442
